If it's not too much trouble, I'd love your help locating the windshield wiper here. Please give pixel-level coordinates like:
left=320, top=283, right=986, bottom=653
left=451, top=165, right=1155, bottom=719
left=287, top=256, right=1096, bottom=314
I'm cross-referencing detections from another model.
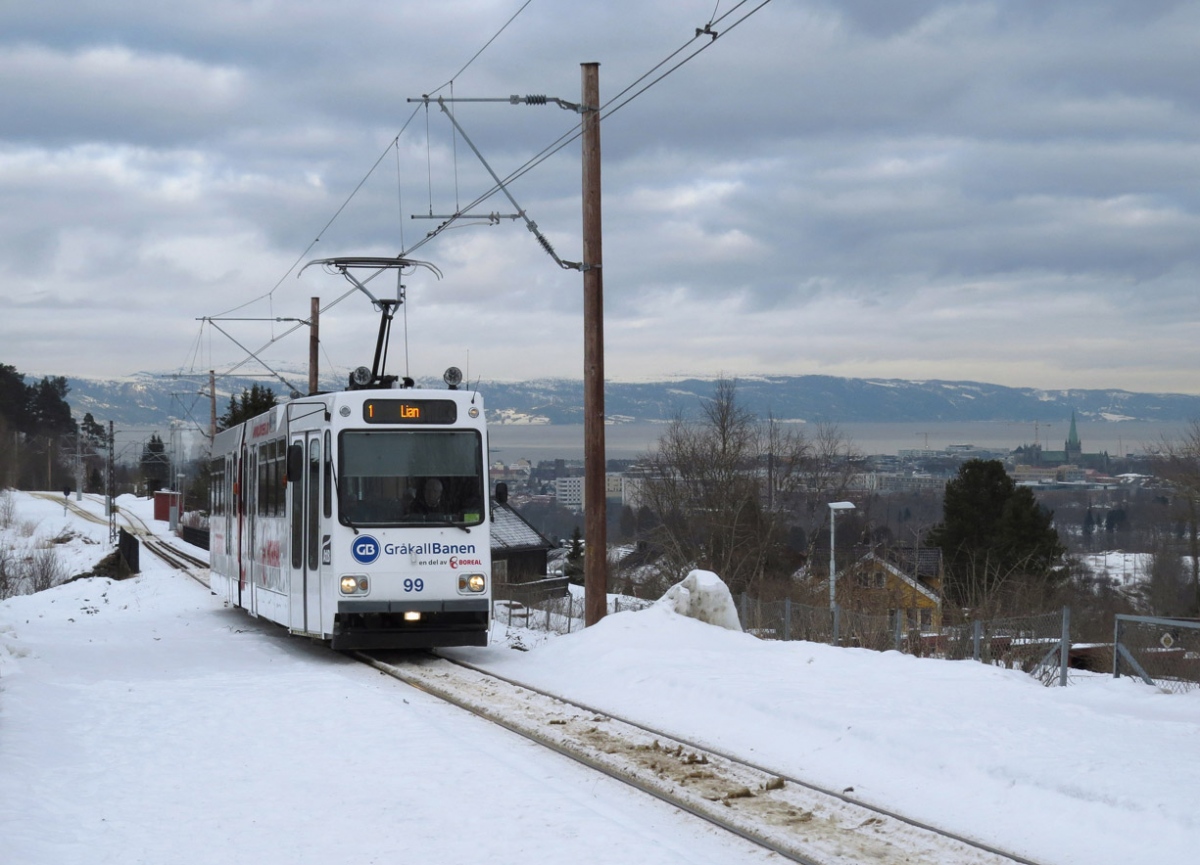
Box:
left=423, top=520, right=472, bottom=534
left=329, top=464, right=359, bottom=535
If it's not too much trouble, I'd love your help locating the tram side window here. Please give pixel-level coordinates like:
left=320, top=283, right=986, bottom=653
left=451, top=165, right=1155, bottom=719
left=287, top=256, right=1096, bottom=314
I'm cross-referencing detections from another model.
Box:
left=258, top=439, right=284, bottom=516
left=210, top=460, right=225, bottom=516
left=257, top=444, right=268, bottom=515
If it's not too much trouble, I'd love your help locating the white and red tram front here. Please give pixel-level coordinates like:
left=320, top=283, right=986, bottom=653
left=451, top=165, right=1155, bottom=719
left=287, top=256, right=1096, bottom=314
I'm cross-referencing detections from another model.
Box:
left=211, top=387, right=492, bottom=650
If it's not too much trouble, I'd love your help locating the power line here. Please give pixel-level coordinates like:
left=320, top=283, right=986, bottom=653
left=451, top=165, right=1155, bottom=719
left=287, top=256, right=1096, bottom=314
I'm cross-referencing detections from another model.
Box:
left=427, top=0, right=534, bottom=97
left=401, top=0, right=775, bottom=257
left=208, top=0, right=536, bottom=324
left=196, top=0, right=775, bottom=372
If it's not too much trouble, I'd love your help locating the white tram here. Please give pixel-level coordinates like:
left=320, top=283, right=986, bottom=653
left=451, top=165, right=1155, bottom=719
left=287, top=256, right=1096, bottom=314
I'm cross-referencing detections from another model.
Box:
left=209, top=371, right=492, bottom=650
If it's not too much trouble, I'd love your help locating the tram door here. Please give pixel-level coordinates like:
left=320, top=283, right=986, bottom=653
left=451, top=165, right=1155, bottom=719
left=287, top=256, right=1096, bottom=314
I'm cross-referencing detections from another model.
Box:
left=245, top=446, right=258, bottom=614
left=224, top=452, right=237, bottom=607
left=289, top=432, right=324, bottom=635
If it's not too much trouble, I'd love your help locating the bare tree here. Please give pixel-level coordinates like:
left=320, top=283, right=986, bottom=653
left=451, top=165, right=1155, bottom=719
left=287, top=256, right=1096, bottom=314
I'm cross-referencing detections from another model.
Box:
left=943, top=546, right=1067, bottom=620
left=1150, top=421, right=1200, bottom=615
left=636, top=378, right=860, bottom=596
left=29, top=545, right=64, bottom=593
left=1142, top=530, right=1191, bottom=617
left=0, top=542, right=13, bottom=599
left=0, top=488, right=14, bottom=529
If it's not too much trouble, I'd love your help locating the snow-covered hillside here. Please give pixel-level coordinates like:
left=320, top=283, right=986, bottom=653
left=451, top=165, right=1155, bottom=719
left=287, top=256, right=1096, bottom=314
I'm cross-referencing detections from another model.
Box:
left=1, top=492, right=1197, bottom=865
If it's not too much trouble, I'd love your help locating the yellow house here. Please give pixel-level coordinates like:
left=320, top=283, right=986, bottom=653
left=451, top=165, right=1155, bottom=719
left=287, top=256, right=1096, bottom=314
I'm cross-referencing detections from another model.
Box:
left=843, top=547, right=944, bottom=632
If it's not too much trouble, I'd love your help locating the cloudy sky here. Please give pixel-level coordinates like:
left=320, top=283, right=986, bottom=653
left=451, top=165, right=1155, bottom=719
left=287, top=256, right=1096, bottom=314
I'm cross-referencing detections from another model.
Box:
left=2, top=0, right=1198, bottom=395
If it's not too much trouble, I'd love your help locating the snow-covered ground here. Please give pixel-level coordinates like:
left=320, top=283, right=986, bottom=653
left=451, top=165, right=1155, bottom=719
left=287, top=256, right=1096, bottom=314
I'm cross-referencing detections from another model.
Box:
left=1079, top=550, right=1150, bottom=587
left=2, top=491, right=1197, bottom=865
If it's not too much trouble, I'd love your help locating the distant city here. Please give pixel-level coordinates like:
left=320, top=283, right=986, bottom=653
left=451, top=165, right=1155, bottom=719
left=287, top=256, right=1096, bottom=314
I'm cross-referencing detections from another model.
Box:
left=493, top=412, right=1161, bottom=520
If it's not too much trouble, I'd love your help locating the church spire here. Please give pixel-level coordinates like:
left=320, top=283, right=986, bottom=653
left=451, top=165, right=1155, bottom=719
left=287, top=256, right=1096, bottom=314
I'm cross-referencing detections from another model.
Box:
left=1065, top=412, right=1082, bottom=461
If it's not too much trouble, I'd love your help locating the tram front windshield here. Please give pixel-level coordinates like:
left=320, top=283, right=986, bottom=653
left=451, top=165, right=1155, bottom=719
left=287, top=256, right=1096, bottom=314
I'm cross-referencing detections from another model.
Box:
left=338, top=430, right=484, bottom=527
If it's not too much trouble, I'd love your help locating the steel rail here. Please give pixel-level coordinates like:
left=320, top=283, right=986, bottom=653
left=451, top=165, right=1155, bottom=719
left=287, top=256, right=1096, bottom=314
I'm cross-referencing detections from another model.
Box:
left=354, top=650, right=826, bottom=865
left=34, top=489, right=1040, bottom=863
left=440, top=652, right=1046, bottom=865
left=35, top=492, right=211, bottom=586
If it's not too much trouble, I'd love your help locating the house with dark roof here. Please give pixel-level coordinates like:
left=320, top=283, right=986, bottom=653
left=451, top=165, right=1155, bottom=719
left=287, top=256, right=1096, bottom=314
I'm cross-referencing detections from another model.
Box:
left=490, top=500, right=556, bottom=585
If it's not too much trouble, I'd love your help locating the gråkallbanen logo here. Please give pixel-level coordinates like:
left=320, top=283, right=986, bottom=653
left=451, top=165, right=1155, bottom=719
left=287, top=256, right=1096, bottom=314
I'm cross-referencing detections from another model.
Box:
left=351, top=535, right=381, bottom=565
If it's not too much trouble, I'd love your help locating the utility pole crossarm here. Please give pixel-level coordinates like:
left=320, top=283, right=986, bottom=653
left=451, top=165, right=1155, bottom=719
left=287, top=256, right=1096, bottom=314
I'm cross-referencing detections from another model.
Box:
left=406, top=94, right=593, bottom=272
left=407, top=94, right=584, bottom=113
left=199, top=318, right=305, bottom=397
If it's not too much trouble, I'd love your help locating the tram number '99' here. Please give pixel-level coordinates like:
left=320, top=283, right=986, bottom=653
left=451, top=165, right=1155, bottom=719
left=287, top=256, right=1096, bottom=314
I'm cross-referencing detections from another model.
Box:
left=403, top=578, right=424, bottom=593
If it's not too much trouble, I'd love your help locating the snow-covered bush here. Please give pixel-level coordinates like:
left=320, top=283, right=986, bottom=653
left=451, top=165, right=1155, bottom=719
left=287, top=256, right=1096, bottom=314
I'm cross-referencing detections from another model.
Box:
left=29, top=545, right=64, bottom=593
left=0, top=542, right=13, bottom=599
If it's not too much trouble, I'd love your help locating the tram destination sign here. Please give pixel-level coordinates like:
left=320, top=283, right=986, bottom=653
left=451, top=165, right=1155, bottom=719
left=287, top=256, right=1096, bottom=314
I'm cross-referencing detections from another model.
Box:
left=362, top=398, right=458, bottom=425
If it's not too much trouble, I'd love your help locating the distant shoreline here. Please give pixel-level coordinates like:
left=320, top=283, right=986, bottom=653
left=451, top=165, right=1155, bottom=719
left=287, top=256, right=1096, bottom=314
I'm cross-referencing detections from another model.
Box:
left=487, top=420, right=1187, bottom=463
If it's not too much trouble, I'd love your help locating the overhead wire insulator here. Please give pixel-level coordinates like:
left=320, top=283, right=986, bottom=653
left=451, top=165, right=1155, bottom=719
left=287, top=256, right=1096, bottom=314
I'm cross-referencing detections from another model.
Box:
left=535, top=232, right=558, bottom=258
left=524, top=94, right=548, bottom=105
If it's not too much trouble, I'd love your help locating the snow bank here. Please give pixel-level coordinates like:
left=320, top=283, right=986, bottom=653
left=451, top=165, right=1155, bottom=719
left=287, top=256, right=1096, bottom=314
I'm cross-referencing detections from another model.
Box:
left=657, top=570, right=742, bottom=632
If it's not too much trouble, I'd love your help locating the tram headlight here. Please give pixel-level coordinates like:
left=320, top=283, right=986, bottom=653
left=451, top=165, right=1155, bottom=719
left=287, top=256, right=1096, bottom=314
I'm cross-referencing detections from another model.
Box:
left=340, top=575, right=369, bottom=594
left=458, top=573, right=486, bottom=593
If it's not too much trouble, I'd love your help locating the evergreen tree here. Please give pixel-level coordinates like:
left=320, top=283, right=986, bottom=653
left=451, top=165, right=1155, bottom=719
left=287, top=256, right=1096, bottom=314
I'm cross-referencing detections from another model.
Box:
left=218, top=384, right=278, bottom=431
left=565, top=525, right=585, bottom=579
left=81, top=412, right=107, bottom=446
left=0, top=367, right=76, bottom=438
left=140, top=434, right=169, bottom=494
left=0, top=364, right=27, bottom=431
left=1, top=372, right=77, bottom=489
left=928, top=459, right=1065, bottom=613
left=27, top=376, right=75, bottom=437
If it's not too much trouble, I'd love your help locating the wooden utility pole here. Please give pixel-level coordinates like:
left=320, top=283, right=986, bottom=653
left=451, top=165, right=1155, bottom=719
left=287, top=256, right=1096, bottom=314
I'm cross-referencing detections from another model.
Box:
left=309, top=297, right=320, bottom=395
left=581, top=62, right=607, bottom=627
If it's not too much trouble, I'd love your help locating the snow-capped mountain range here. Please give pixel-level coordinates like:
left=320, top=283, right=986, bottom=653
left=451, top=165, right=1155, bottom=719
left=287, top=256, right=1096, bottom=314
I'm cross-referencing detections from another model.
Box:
left=57, top=371, right=1200, bottom=429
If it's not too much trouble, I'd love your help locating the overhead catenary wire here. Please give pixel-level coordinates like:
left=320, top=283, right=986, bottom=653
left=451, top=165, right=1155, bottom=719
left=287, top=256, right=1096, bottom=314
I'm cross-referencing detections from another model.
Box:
left=212, top=282, right=361, bottom=385
left=400, top=0, right=774, bottom=259
left=195, top=0, right=772, bottom=374
left=207, top=115, right=420, bottom=321
left=426, top=0, right=534, bottom=98
left=208, top=0, right=533, bottom=326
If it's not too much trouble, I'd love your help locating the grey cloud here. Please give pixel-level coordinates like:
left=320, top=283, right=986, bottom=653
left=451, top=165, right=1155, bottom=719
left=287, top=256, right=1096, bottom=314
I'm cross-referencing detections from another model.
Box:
left=1, top=0, right=1198, bottom=394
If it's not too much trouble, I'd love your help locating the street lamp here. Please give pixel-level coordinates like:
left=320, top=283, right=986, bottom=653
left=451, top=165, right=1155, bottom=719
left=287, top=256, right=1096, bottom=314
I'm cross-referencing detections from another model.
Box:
left=828, top=501, right=856, bottom=613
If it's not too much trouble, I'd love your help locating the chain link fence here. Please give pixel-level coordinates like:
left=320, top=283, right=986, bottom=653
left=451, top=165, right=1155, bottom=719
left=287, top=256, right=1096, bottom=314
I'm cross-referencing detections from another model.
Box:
left=1113, top=615, right=1200, bottom=694
left=491, top=582, right=1200, bottom=694
left=737, top=596, right=1074, bottom=685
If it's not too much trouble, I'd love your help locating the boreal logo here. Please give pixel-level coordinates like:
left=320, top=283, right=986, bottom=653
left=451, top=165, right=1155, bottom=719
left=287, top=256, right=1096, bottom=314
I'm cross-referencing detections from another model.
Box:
left=351, top=535, right=381, bottom=564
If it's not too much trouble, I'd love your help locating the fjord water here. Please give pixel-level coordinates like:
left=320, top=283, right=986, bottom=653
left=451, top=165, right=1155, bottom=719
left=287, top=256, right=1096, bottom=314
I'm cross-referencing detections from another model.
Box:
left=486, top=420, right=1188, bottom=463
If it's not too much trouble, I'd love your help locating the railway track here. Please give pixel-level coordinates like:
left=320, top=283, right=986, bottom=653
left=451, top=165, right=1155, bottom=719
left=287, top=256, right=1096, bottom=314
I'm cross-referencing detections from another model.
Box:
left=34, top=492, right=210, bottom=587
left=33, top=491, right=1043, bottom=863
left=361, top=650, right=1044, bottom=865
